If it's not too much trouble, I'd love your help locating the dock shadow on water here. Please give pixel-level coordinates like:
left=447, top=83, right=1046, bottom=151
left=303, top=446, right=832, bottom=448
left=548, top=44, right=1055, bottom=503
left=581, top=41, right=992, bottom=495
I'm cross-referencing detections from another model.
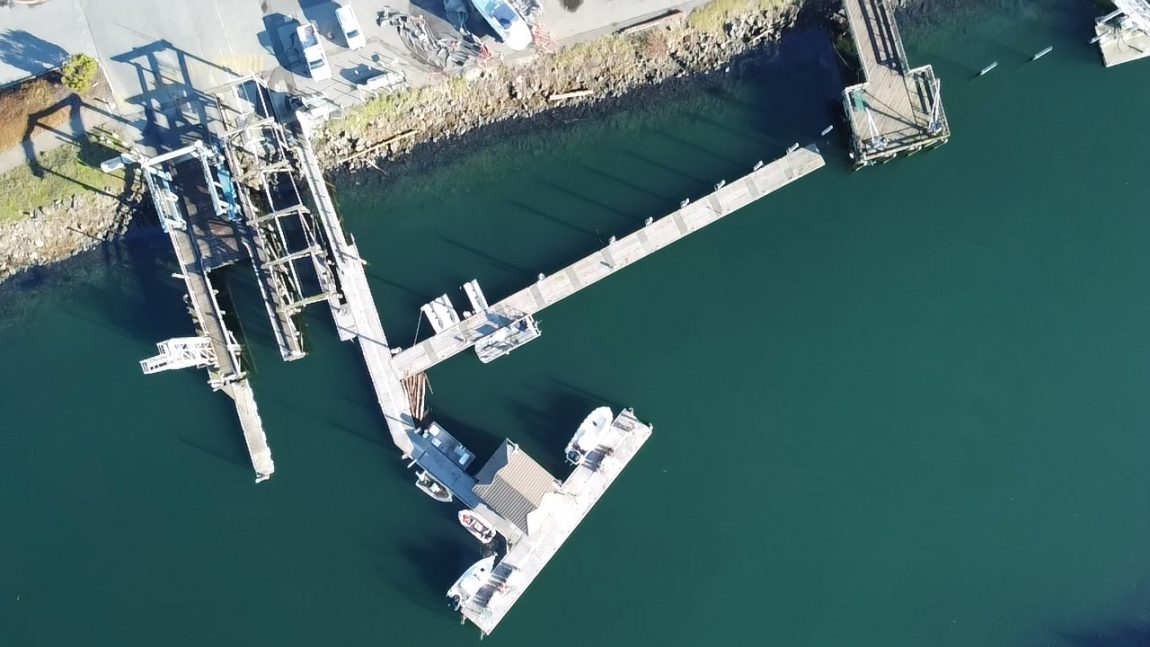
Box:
left=398, top=535, right=482, bottom=613
left=339, top=27, right=846, bottom=346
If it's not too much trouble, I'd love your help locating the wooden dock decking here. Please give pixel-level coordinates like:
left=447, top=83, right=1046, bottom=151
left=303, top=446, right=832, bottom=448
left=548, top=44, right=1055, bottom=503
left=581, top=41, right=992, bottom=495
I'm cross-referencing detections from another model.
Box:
left=458, top=409, right=653, bottom=635
left=842, top=0, right=948, bottom=165
left=390, top=145, right=826, bottom=379
left=165, top=207, right=275, bottom=482
left=295, top=133, right=418, bottom=456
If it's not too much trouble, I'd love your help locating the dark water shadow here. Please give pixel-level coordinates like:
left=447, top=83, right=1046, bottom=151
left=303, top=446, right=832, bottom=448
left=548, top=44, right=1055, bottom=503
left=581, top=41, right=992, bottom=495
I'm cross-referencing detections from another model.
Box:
left=508, top=387, right=605, bottom=475
left=438, top=236, right=535, bottom=281
left=508, top=199, right=599, bottom=240
left=576, top=162, right=678, bottom=205
left=431, top=412, right=505, bottom=464
left=178, top=433, right=249, bottom=470
left=542, top=179, right=644, bottom=223
left=398, top=536, right=482, bottom=608
left=1061, top=622, right=1150, bottom=647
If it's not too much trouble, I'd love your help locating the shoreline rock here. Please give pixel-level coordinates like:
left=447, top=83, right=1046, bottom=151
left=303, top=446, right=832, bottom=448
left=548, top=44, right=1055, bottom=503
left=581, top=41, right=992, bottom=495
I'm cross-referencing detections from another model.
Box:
left=0, top=0, right=982, bottom=285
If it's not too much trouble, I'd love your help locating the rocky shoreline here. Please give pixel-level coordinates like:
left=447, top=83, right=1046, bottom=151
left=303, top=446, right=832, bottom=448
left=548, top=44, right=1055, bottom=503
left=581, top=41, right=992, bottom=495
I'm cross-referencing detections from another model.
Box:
left=317, top=1, right=805, bottom=172
left=0, top=0, right=968, bottom=285
left=0, top=190, right=137, bottom=283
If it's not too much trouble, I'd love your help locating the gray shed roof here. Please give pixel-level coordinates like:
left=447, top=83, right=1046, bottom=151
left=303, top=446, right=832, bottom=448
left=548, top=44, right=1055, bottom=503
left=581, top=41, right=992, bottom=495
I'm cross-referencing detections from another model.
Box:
left=473, top=440, right=557, bottom=534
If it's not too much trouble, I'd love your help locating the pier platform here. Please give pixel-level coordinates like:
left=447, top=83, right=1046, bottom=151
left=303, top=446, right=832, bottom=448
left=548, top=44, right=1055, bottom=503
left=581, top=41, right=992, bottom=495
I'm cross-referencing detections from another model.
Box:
left=841, top=0, right=948, bottom=165
left=390, top=144, right=825, bottom=379
left=449, top=409, right=653, bottom=635
left=1094, top=1, right=1150, bottom=67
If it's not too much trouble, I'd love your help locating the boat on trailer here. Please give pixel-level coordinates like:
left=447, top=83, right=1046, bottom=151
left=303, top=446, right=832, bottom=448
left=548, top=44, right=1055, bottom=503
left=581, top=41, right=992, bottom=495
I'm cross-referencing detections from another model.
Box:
left=564, top=406, right=613, bottom=465
left=470, top=0, right=533, bottom=50
left=458, top=509, right=498, bottom=544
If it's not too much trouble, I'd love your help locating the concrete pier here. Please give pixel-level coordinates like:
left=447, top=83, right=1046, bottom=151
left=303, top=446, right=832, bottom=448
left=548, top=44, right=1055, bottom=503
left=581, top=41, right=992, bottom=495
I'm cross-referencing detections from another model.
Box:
left=841, top=0, right=949, bottom=165
left=391, top=144, right=826, bottom=378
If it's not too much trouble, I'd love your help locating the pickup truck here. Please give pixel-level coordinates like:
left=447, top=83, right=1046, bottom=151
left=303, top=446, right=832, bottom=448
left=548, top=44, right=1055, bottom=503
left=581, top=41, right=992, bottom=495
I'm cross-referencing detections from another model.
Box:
left=296, top=22, right=332, bottom=80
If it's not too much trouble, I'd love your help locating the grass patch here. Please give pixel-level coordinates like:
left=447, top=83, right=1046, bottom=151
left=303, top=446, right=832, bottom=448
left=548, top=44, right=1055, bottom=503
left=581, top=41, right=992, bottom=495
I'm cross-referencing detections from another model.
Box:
left=0, top=140, right=124, bottom=223
left=328, top=85, right=444, bottom=134
left=0, top=77, right=72, bottom=151
left=688, top=0, right=795, bottom=33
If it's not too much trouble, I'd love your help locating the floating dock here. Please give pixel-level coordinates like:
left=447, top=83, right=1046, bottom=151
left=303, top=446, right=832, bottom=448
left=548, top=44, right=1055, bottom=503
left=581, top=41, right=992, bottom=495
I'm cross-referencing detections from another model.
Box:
left=122, top=79, right=355, bottom=482
left=391, top=144, right=826, bottom=378
left=445, top=409, right=653, bottom=635
left=841, top=0, right=949, bottom=166
left=1094, top=1, right=1150, bottom=67
left=121, top=75, right=827, bottom=633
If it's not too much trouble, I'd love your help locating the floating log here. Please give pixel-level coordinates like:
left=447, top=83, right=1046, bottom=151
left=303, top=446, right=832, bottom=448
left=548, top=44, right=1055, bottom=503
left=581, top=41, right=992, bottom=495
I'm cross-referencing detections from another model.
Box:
left=549, top=89, right=594, bottom=102
left=618, top=10, right=683, bottom=35
left=337, top=129, right=419, bottom=164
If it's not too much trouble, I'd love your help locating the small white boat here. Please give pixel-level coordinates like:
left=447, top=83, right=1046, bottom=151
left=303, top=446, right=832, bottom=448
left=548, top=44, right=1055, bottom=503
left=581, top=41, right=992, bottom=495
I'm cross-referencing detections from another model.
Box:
left=564, top=406, right=613, bottom=465
left=447, top=555, right=496, bottom=608
left=415, top=470, right=453, bottom=503
left=458, top=509, right=498, bottom=544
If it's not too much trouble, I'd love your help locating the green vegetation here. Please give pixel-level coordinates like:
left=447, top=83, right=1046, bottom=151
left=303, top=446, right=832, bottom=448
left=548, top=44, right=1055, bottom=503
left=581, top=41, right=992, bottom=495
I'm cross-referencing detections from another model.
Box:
left=60, top=54, right=99, bottom=95
left=687, top=0, right=795, bottom=34
left=329, top=85, right=441, bottom=134
left=0, top=141, right=123, bottom=223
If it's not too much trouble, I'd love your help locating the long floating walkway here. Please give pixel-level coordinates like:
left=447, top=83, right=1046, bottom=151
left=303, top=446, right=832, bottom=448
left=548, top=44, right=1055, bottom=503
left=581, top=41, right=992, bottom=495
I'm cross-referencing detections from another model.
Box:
left=391, top=144, right=826, bottom=379
left=841, top=0, right=948, bottom=165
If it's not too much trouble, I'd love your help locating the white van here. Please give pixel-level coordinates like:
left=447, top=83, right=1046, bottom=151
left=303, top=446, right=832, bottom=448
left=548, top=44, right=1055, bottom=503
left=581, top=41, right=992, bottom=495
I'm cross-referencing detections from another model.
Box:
left=335, top=5, right=366, bottom=50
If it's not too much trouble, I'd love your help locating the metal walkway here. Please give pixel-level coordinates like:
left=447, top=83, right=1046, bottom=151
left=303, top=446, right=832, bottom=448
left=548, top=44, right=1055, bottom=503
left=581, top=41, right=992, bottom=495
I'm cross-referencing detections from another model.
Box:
left=841, top=0, right=948, bottom=165
left=391, top=144, right=826, bottom=379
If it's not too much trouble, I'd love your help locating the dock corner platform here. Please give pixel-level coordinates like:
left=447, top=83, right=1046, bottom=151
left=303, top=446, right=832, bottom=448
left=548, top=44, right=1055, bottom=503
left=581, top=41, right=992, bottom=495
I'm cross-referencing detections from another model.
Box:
left=447, top=409, right=653, bottom=635
left=841, top=0, right=949, bottom=166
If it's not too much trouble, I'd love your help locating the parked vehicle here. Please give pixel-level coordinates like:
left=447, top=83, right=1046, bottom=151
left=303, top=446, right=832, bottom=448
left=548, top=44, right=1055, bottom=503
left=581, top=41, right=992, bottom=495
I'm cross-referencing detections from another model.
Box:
left=296, top=22, right=332, bottom=80
left=335, top=5, right=366, bottom=50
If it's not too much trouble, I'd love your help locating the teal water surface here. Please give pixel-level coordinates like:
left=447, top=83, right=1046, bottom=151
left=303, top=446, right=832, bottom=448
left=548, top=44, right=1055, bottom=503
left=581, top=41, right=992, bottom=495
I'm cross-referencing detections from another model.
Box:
left=4, top=3, right=1150, bottom=645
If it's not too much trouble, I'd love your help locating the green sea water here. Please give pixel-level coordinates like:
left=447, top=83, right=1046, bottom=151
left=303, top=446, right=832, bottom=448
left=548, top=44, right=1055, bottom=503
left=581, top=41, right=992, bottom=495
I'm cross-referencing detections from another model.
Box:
left=5, top=3, right=1150, bottom=645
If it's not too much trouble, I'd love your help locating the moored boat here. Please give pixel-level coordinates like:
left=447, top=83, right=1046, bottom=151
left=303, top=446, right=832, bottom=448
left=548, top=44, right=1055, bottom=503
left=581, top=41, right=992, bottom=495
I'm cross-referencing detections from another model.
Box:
left=458, top=509, right=498, bottom=544
left=415, top=470, right=453, bottom=503
left=447, top=554, right=496, bottom=609
left=564, top=406, right=613, bottom=465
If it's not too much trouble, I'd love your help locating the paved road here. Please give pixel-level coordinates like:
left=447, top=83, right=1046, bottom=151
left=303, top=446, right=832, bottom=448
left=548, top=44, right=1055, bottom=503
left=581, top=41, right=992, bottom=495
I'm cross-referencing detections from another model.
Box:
left=0, top=0, right=699, bottom=174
